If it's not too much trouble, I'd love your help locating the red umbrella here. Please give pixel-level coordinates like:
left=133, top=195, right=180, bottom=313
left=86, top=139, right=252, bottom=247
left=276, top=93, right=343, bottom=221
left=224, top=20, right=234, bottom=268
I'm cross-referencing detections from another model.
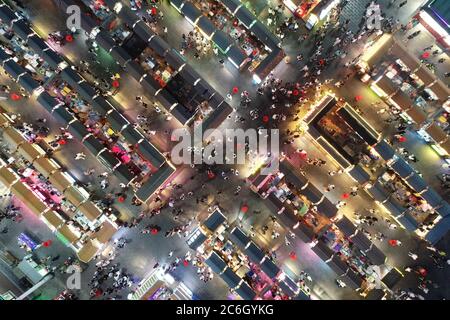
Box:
left=151, top=7, right=157, bottom=15
left=183, top=260, right=189, bottom=267
left=58, top=139, right=67, bottom=145
left=207, top=170, right=215, bottom=179
left=151, top=228, right=158, bottom=235
left=118, top=196, right=125, bottom=203
left=319, top=59, right=325, bottom=65
left=43, top=240, right=52, bottom=247
left=262, top=115, right=269, bottom=123
left=355, top=95, right=363, bottom=102
left=65, top=34, right=73, bottom=42
left=421, top=52, right=430, bottom=59
left=289, top=251, right=297, bottom=260
left=398, top=136, right=407, bottom=143
left=388, top=239, right=398, bottom=247
left=342, top=193, right=350, bottom=199
left=232, top=86, right=239, bottom=94
left=418, top=267, right=427, bottom=277
left=293, top=89, right=299, bottom=96
left=241, top=204, right=249, bottom=213
left=10, top=93, right=21, bottom=101
left=112, top=80, right=120, bottom=88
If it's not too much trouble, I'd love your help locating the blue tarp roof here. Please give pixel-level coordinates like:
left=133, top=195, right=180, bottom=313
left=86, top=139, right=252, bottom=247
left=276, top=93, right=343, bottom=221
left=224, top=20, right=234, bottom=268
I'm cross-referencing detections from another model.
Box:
left=335, top=217, right=357, bottom=238
left=390, top=157, right=413, bottom=178
left=351, top=232, right=372, bottom=251
left=67, top=120, right=89, bottom=141
left=421, top=188, right=443, bottom=208
left=367, top=181, right=390, bottom=202
left=12, top=19, right=33, bottom=39
left=436, top=203, right=450, bottom=217
left=106, top=110, right=129, bottom=133
left=317, top=197, right=338, bottom=219
left=365, top=245, right=387, bottom=265
left=18, top=73, right=40, bottom=94
left=229, top=227, right=250, bottom=249
left=91, top=96, right=113, bottom=116
left=348, top=165, right=370, bottom=184
left=3, top=60, right=25, bottom=80
left=249, top=20, right=280, bottom=50
left=203, top=210, right=226, bottom=233
left=135, top=163, right=174, bottom=202
left=212, top=30, right=232, bottom=52
left=27, top=35, right=48, bottom=55
left=205, top=251, right=227, bottom=274
left=301, top=184, right=323, bottom=204
left=260, top=258, right=280, bottom=279
left=311, top=240, right=334, bottom=261
left=244, top=241, right=265, bottom=263
left=41, top=49, right=63, bottom=69
left=220, top=0, right=241, bottom=13
left=235, top=6, right=256, bottom=29
left=121, top=126, right=144, bottom=146
left=326, top=255, right=348, bottom=276
left=180, top=2, right=202, bottom=24
left=220, top=268, right=241, bottom=289
left=37, top=92, right=60, bottom=113
left=137, top=140, right=165, bottom=168
left=406, top=173, right=428, bottom=193
left=397, top=212, right=419, bottom=232
left=186, top=228, right=207, bottom=250
left=227, top=45, right=248, bottom=68
left=148, top=35, right=170, bottom=57
left=425, top=215, right=450, bottom=244
left=235, top=281, right=256, bottom=300
left=382, top=198, right=405, bottom=217
left=0, top=3, right=17, bottom=24
left=52, top=107, right=75, bottom=124
left=197, top=16, right=216, bottom=38
left=373, top=140, right=395, bottom=161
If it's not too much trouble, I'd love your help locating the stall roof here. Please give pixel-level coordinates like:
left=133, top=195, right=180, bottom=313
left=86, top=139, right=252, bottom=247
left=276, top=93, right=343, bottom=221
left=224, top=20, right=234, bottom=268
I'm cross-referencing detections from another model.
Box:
left=229, top=227, right=250, bottom=249
left=0, top=47, right=11, bottom=62
left=93, top=219, right=118, bottom=243
left=63, top=186, right=87, bottom=208
left=397, top=212, right=418, bottom=232
left=98, top=150, right=120, bottom=170
left=405, top=173, right=428, bottom=193
left=0, top=166, right=18, bottom=187
left=205, top=251, right=227, bottom=274
left=421, top=188, right=443, bottom=208
left=180, top=2, right=202, bottom=24
left=165, top=49, right=186, bottom=71
left=212, top=30, right=232, bottom=52
left=186, top=228, right=207, bottom=250
left=203, top=209, right=226, bottom=233
left=326, top=255, right=348, bottom=276
left=374, top=75, right=397, bottom=97
left=178, top=64, right=201, bottom=85
left=58, top=224, right=81, bottom=244
left=121, top=126, right=144, bottom=146
left=439, top=139, right=450, bottom=155
left=106, top=110, right=129, bottom=133
left=381, top=268, right=403, bottom=289
left=301, top=183, right=323, bottom=205
left=81, top=13, right=97, bottom=34
left=296, top=222, right=316, bottom=243
left=311, top=240, right=334, bottom=262
left=338, top=106, right=379, bottom=146
left=235, top=281, right=256, bottom=300
left=141, top=75, right=161, bottom=96
left=279, top=161, right=309, bottom=189
left=61, top=67, right=83, bottom=87
left=226, top=45, right=248, bottom=68
left=235, top=6, right=256, bottom=29
left=137, top=140, right=165, bottom=168
left=125, top=60, right=145, bottom=81
left=436, top=203, right=450, bottom=218
left=365, top=245, right=387, bottom=265
left=155, top=88, right=178, bottom=111
left=18, top=143, right=45, bottom=163
left=373, top=140, right=395, bottom=161
left=3, top=60, right=26, bottom=81
left=133, top=20, right=154, bottom=42
left=118, top=6, right=140, bottom=27
left=95, top=31, right=116, bottom=52
left=48, top=171, right=71, bottom=193
left=220, top=268, right=241, bottom=289
left=260, top=258, right=280, bottom=279
left=348, top=165, right=370, bottom=184
left=351, top=231, right=372, bottom=251
left=18, top=73, right=40, bottom=94
left=340, top=269, right=363, bottom=290
left=406, top=106, right=427, bottom=126
left=113, top=164, right=134, bottom=184
left=41, top=49, right=64, bottom=69
left=382, top=198, right=405, bottom=217
left=426, top=123, right=448, bottom=144
left=249, top=21, right=280, bottom=50
left=52, top=107, right=75, bottom=125
left=12, top=19, right=33, bottom=39
left=365, top=289, right=385, bottom=300
left=335, top=217, right=357, bottom=238
left=42, top=210, right=64, bottom=230
left=390, top=157, right=413, bottom=178
left=3, top=127, right=26, bottom=150
left=197, top=16, right=216, bottom=38
left=425, top=215, right=450, bottom=244
left=77, top=239, right=99, bottom=263
left=90, top=96, right=112, bottom=116
left=0, top=3, right=16, bottom=24
left=414, top=66, right=435, bottom=87
left=171, top=104, right=194, bottom=125
left=11, top=181, right=47, bottom=216
left=74, top=81, right=96, bottom=102
left=317, top=197, right=338, bottom=219
left=33, top=157, right=59, bottom=179
left=68, top=120, right=89, bottom=141
left=83, top=135, right=105, bottom=157
left=429, top=81, right=449, bottom=103
left=170, top=0, right=186, bottom=10
left=110, top=46, right=131, bottom=66
left=208, top=92, right=224, bottom=110
left=390, top=42, right=420, bottom=71
left=220, top=0, right=241, bottom=14
left=135, top=163, right=174, bottom=202
left=148, top=35, right=170, bottom=57
left=244, top=241, right=265, bottom=263
left=202, top=101, right=233, bottom=132
left=78, top=201, right=102, bottom=223
left=390, top=91, right=412, bottom=111
left=26, top=35, right=48, bottom=55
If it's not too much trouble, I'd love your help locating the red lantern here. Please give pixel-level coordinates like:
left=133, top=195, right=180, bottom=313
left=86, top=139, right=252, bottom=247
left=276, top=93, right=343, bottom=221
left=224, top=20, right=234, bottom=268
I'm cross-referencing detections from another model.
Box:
left=342, top=193, right=350, bottom=199
left=65, top=34, right=73, bottom=42
left=355, top=95, right=363, bottom=102
left=118, top=196, right=125, bottom=203
left=10, top=93, right=21, bottom=101
left=422, top=52, right=430, bottom=59
left=388, top=239, right=398, bottom=247
left=289, top=251, right=297, bottom=260
left=398, top=136, right=407, bottom=143
left=151, top=228, right=158, bottom=235
left=151, top=7, right=157, bottom=15
left=112, top=80, right=120, bottom=88
left=58, top=139, right=66, bottom=145
left=262, top=115, right=269, bottom=123
left=293, top=89, right=299, bottom=96
left=241, top=204, right=249, bottom=213
left=232, top=86, right=239, bottom=94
